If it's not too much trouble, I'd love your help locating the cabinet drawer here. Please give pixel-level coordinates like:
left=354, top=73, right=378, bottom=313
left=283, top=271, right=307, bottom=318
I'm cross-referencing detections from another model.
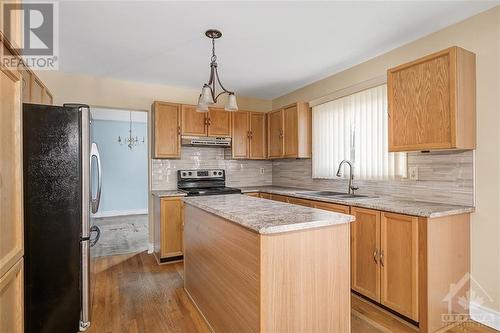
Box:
left=313, top=201, right=350, bottom=214
left=270, top=194, right=289, bottom=203
left=288, top=197, right=313, bottom=207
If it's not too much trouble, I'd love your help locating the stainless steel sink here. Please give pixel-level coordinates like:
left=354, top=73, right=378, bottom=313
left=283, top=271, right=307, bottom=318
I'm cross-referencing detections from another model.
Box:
left=297, top=191, right=372, bottom=200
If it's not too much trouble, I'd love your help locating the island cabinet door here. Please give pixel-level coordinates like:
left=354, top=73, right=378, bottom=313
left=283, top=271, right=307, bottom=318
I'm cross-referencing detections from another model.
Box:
left=380, top=212, right=419, bottom=321
left=350, top=207, right=381, bottom=303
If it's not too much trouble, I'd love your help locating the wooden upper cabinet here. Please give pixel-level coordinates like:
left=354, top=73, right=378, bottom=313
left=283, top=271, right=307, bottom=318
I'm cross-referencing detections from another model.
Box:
left=283, top=104, right=299, bottom=157
left=351, top=207, right=381, bottom=303
left=231, top=111, right=250, bottom=159
left=380, top=212, right=419, bottom=321
left=0, top=47, right=24, bottom=279
left=249, top=112, right=267, bottom=159
left=207, top=107, right=231, bottom=137
left=30, top=76, right=44, bottom=104
left=268, top=102, right=311, bottom=159
left=152, top=101, right=181, bottom=158
left=283, top=102, right=311, bottom=158
left=388, top=47, right=476, bottom=152
left=231, top=111, right=267, bottom=160
left=181, top=104, right=207, bottom=136
left=267, top=109, right=283, bottom=159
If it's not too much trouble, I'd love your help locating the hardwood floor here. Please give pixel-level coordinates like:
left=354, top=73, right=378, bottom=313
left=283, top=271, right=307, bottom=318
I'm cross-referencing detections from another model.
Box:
left=89, top=251, right=498, bottom=333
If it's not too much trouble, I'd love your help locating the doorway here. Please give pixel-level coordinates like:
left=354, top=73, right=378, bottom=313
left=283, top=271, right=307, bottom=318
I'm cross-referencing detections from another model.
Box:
left=90, top=108, right=149, bottom=257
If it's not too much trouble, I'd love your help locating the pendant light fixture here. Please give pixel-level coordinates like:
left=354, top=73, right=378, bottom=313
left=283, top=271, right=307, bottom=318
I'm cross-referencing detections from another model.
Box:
left=196, top=29, right=238, bottom=113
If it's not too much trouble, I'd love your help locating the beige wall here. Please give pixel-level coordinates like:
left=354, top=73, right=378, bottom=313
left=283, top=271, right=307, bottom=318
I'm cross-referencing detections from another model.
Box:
left=273, top=6, right=500, bottom=312
left=35, top=71, right=272, bottom=112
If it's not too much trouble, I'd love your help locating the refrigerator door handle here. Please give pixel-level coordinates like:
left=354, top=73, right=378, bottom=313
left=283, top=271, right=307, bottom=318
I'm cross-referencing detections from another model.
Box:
left=90, top=142, right=102, bottom=214
left=89, top=226, right=101, bottom=247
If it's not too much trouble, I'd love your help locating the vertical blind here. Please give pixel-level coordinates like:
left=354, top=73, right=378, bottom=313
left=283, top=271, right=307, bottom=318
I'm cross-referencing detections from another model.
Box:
left=312, top=84, right=406, bottom=180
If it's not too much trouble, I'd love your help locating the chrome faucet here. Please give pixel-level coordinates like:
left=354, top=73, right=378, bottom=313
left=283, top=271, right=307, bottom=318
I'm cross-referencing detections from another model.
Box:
left=336, top=160, right=359, bottom=195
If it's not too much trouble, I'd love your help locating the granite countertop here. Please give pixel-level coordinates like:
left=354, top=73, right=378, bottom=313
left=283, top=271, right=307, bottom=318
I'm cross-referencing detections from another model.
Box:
left=239, top=186, right=474, bottom=218
left=151, top=190, right=187, bottom=198
left=182, top=194, right=355, bottom=235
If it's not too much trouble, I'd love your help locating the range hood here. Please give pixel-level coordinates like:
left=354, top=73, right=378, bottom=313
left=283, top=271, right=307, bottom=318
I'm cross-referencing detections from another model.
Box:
left=181, top=136, right=231, bottom=147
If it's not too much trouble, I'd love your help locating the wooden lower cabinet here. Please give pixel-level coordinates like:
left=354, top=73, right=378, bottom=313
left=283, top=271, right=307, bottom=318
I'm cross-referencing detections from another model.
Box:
left=287, top=197, right=313, bottom=207
left=350, top=207, right=381, bottom=303
left=313, top=201, right=350, bottom=214
left=0, top=258, right=23, bottom=333
left=381, top=212, right=419, bottom=321
left=270, top=194, right=289, bottom=203
left=211, top=190, right=470, bottom=331
left=259, top=193, right=271, bottom=200
left=153, top=197, right=183, bottom=262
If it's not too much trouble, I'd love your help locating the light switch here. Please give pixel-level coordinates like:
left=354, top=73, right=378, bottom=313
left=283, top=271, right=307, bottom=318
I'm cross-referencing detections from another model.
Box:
left=260, top=168, right=265, bottom=175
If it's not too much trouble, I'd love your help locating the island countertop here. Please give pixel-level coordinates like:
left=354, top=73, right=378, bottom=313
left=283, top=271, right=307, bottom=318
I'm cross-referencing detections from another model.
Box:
left=182, top=194, right=355, bottom=234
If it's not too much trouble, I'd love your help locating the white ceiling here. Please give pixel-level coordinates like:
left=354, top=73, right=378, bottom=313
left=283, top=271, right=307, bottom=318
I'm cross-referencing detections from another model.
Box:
left=58, top=1, right=498, bottom=100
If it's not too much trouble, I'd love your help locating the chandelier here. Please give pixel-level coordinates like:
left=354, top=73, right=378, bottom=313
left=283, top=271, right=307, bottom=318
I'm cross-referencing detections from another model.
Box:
left=196, top=29, right=238, bottom=113
left=117, top=111, right=145, bottom=150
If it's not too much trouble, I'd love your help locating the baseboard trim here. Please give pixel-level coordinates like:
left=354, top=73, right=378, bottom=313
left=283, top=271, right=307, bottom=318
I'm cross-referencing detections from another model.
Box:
left=92, top=209, right=148, bottom=218
left=470, top=301, right=500, bottom=331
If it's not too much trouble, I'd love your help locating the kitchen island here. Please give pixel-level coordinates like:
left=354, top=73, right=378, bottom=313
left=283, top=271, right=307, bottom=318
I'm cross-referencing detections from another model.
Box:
left=182, top=194, right=355, bottom=333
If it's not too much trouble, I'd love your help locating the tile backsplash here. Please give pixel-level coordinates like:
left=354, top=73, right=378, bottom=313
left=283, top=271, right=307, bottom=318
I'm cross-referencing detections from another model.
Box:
left=152, top=148, right=473, bottom=206
left=152, top=147, right=272, bottom=190
left=272, top=150, right=474, bottom=206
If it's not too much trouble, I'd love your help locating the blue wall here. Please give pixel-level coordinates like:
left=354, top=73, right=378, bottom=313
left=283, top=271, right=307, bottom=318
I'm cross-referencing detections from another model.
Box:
left=92, top=119, right=148, bottom=214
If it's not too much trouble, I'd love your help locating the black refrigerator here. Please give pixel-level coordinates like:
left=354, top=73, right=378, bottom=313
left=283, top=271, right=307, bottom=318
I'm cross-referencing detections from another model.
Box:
left=23, top=103, right=102, bottom=332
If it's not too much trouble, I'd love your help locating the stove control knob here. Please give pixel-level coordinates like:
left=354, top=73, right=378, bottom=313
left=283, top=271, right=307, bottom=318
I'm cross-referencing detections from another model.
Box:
left=181, top=172, right=187, bottom=177
left=218, top=171, right=223, bottom=176
left=188, top=171, right=192, bottom=176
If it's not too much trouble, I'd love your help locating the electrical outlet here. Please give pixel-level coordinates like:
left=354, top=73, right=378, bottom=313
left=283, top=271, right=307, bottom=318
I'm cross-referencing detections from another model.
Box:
left=260, top=168, right=265, bottom=175
left=409, top=166, right=419, bottom=180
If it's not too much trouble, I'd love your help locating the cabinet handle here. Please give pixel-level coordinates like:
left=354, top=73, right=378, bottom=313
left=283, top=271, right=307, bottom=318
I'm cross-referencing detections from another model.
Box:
left=250, top=131, right=253, bottom=139
left=177, top=126, right=181, bottom=135
left=373, top=249, right=378, bottom=264
left=380, top=250, right=385, bottom=267
left=207, top=118, right=212, bottom=126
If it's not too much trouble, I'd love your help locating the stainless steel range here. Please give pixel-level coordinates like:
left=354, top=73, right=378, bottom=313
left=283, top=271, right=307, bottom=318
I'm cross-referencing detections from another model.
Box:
left=177, top=169, right=241, bottom=196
